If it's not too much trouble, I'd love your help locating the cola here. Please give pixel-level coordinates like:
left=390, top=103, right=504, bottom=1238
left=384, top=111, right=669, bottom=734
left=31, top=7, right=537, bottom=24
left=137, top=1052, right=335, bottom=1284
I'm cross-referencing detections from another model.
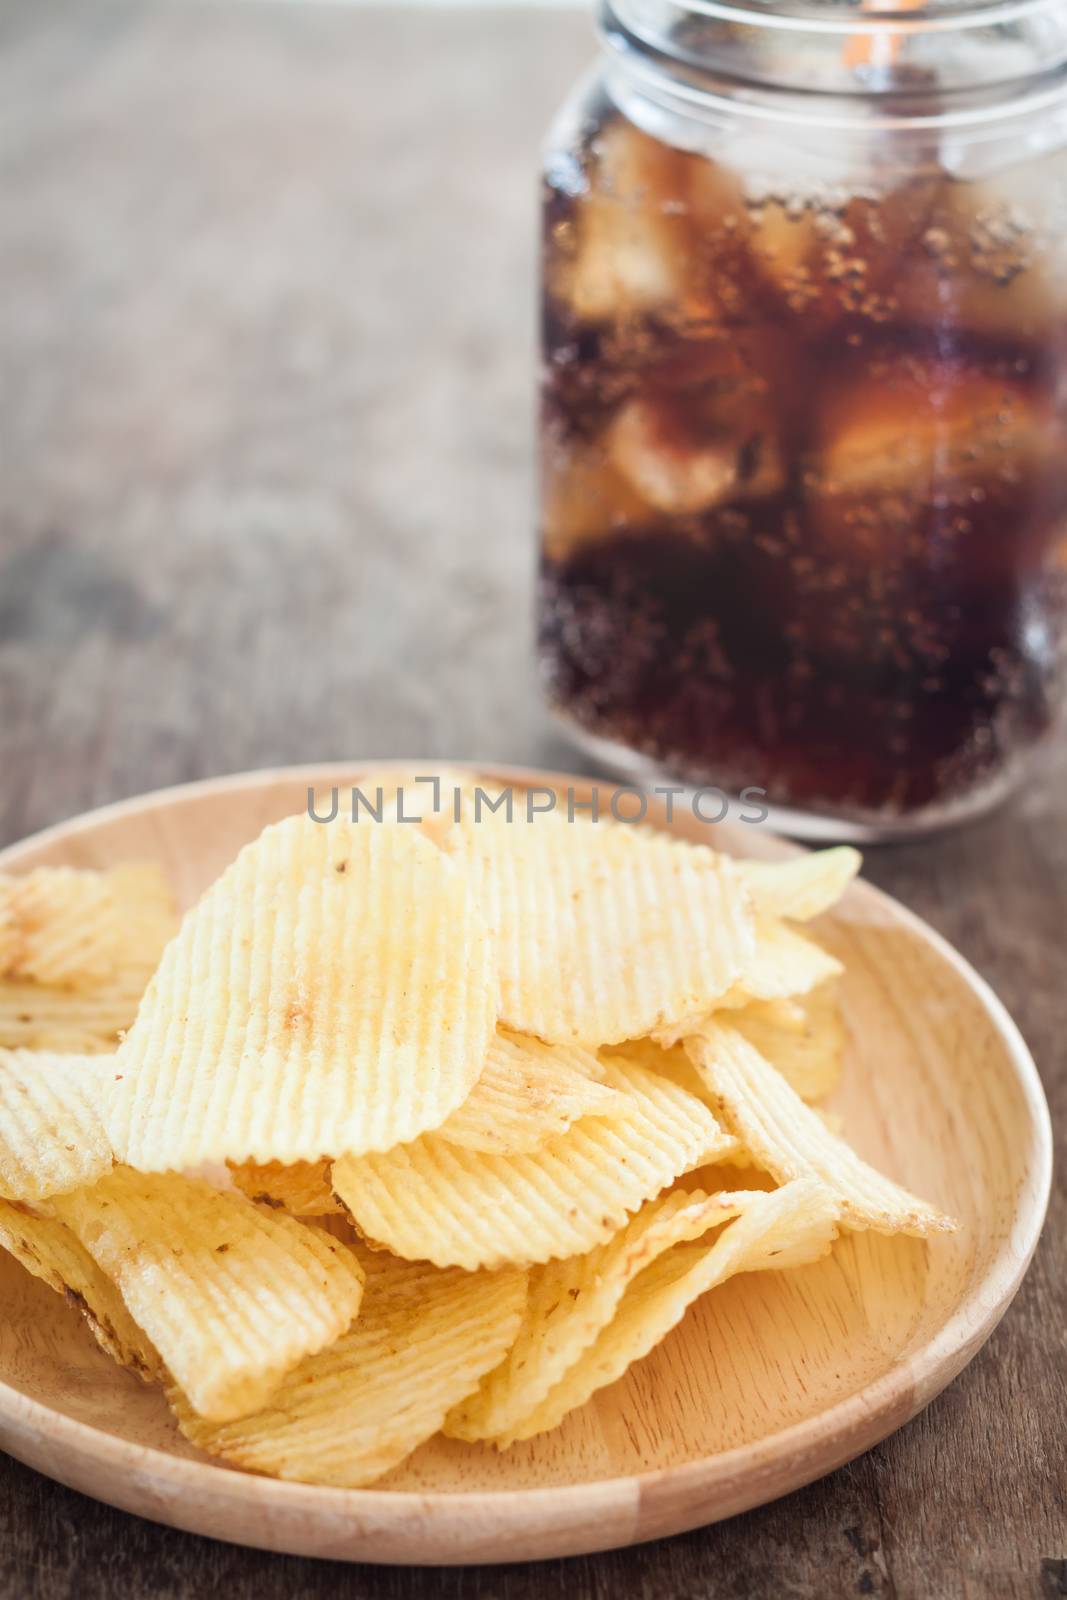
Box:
left=538, top=102, right=1067, bottom=825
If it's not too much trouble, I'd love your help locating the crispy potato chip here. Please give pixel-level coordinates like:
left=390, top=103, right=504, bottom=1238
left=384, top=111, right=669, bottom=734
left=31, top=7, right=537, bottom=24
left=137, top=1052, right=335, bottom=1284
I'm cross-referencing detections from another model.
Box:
left=444, top=1186, right=743, bottom=1444
left=441, top=810, right=755, bottom=1044
left=172, top=1248, right=528, bottom=1486
left=332, top=1058, right=738, bottom=1270
left=0, top=868, right=119, bottom=988
left=603, top=1040, right=765, bottom=1173
left=735, top=847, right=861, bottom=923
left=669, top=919, right=843, bottom=1026
left=727, top=920, right=842, bottom=1006
left=0, top=988, right=145, bottom=1055
left=728, top=981, right=846, bottom=1102
left=0, top=864, right=178, bottom=1052
left=475, top=1178, right=840, bottom=1445
left=54, top=1168, right=366, bottom=1420
left=0, top=1049, right=112, bottom=1201
left=683, top=1023, right=956, bottom=1236
left=346, top=767, right=485, bottom=847
left=0, top=1199, right=162, bottom=1379
left=228, top=1159, right=343, bottom=1216
left=435, top=1031, right=631, bottom=1155
left=448, top=1178, right=839, bottom=1446
left=107, top=816, right=497, bottom=1169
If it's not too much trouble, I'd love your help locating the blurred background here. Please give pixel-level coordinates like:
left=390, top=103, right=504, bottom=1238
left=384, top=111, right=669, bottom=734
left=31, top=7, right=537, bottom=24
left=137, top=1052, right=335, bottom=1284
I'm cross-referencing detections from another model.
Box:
left=0, top=0, right=591, bottom=846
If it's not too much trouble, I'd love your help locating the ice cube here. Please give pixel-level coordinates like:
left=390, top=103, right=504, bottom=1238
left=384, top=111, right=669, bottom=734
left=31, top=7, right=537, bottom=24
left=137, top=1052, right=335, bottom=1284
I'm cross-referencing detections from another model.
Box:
left=607, top=395, right=783, bottom=516
left=607, top=397, right=736, bottom=513
left=814, top=360, right=1051, bottom=498
left=559, top=120, right=697, bottom=324
left=807, top=356, right=1062, bottom=557
left=541, top=432, right=653, bottom=559
left=747, top=198, right=822, bottom=308
left=893, top=163, right=1067, bottom=342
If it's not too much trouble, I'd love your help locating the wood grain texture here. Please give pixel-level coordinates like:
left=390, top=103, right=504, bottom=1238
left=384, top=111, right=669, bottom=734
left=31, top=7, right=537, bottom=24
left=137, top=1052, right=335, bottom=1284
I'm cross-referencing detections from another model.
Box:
left=0, top=766, right=1052, bottom=1569
left=0, top=1, right=1064, bottom=1596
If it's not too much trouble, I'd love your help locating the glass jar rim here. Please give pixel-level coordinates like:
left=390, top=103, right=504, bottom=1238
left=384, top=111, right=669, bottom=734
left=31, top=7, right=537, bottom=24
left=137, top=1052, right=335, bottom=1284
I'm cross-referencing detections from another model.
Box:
left=602, top=0, right=1067, bottom=119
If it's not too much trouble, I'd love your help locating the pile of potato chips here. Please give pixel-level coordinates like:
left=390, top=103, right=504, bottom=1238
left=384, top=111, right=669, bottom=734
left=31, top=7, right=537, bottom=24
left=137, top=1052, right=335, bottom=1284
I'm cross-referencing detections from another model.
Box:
left=0, top=776, right=956, bottom=1488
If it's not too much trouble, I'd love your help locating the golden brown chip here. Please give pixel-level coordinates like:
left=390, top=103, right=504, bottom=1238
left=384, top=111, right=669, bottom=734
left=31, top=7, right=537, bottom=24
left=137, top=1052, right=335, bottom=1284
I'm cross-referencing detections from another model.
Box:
left=106, top=815, right=497, bottom=1169
left=683, top=1022, right=956, bottom=1236
left=435, top=1031, right=631, bottom=1155
left=441, top=810, right=755, bottom=1044
left=172, top=1248, right=528, bottom=1487
left=0, top=1049, right=112, bottom=1201
left=332, top=1058, right=737, bottom=1270
left=228, top=1159, right=343, bottom=1216
left=54, top=1167, right=366, bottom=1420
left=0, top=1199, right=161, bottom=1379
left=734, top=848, right=861, bottom=923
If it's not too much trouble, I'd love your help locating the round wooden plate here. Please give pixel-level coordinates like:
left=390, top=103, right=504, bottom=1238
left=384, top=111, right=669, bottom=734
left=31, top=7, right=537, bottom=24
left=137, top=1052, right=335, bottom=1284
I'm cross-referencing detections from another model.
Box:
left=0, top=764, right=1052, bottom=1565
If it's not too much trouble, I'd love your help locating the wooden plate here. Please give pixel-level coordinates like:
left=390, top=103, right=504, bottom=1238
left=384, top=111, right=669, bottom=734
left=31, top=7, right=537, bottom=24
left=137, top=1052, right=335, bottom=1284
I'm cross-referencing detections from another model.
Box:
left=0, top=764, right=1051, bottom=1565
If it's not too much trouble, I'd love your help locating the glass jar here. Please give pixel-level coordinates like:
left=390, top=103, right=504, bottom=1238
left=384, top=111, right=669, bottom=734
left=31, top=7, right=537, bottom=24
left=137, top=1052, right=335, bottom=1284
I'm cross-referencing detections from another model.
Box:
left=536, top=0, right=1067, bottom=839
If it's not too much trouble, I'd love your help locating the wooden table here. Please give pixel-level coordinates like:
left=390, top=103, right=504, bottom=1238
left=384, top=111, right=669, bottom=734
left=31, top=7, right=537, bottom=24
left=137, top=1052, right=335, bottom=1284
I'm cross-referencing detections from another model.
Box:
left=0, top=3, right=1063, bottom=1595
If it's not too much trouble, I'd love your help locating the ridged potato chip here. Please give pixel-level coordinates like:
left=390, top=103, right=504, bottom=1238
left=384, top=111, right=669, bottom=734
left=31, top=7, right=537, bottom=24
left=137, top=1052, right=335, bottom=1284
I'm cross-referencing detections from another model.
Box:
left=172, top=1248, right=528, bottom=1487
left=445, top=1186, right=744, bottom=1444
left=441, top=810, right=755, bottom=1044
left=228, top=1159, right=343, bottom=1216
left=53, top=1168, right=366, bottom=1420
left=0, top=1049, right=112, bottom=1201
left=346, top=767, right=484, bottom=847
left=703, top=920, right=842, bottom=1018
left=729, top=981, right=845, bottom=1102
left=332, top=1058, right=737, bottom=1270
left=735, top=848, right=861, bottom=923
left=0, top=863, right=177, bottom=1052
left=107, top=815, right=497, bottom=1169
left=683, top=1022, right=956, bottom=1236
left=478, top=1178, right=840, bottom=1445
left=0, top=868, right=120, bottom=988
left=0, top=1199, right=162, bottom=1379
left=435, top=1031, right=631, bottom=1155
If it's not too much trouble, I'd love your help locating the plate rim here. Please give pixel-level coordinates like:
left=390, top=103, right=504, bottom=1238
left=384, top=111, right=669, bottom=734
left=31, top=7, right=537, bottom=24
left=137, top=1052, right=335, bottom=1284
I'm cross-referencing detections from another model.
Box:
left=0, top=762, right=1053, bottom=1558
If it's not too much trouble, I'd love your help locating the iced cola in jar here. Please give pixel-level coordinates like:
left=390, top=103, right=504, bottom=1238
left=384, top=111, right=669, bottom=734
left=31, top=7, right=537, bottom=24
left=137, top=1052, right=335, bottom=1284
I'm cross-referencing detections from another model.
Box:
left=537, top=1, right=1067, bottom=836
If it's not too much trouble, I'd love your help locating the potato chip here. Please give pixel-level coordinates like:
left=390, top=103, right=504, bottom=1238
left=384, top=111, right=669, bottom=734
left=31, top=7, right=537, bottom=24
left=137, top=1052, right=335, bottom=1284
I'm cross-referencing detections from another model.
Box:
left=734, top=847, right=861, bottom=923
left=448, top=1177, right=838, bottom=1445
left=435, top=1031, right=631, bottom=1155
left=728, top=981, right=845, bottom=1102
left=0, top=864, right=178, bottom=1052
left=695, top=919, right=842, bottom=1020
left=683, top=1022, right=956, bottom=1235
left=441, top=810, right=755, bottom=1043
left=474, top=1178, right=840, bottom=1445
left=106, top=815, right=497, bottom=1169
left=346, top=767, right=485, bottom=847
left=0, top=1049, right=112, bottom=1201
left=54, top=1168, right=366, bottom=1420
left=444, top=1186, right=743, bottom=1444
left=228, top=1159, right=343, bottom=1216
left=332, top=1058, right=738, bottom=1270
left=172, top=1248, right=528, bottom=1487
left=0, top=868, right=119, bottom=988
left=0, top=1199, right=162, bottom=1379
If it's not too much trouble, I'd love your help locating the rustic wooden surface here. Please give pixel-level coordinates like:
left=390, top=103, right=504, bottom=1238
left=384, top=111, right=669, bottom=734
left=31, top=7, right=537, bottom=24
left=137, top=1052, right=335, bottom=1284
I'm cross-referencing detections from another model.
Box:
left=0, top=2, right=1063, bottom=1595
